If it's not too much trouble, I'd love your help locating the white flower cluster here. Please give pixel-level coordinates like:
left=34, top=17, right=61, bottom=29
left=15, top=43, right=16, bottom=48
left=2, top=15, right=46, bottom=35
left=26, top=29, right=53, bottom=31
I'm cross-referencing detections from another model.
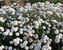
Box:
left=0, top=1, right=63, bottom=50
left=0, top=45, right=4, bottom=50
left=0, top=17, right=6, bottom=22
left=55, top=33, right=63, bottom=43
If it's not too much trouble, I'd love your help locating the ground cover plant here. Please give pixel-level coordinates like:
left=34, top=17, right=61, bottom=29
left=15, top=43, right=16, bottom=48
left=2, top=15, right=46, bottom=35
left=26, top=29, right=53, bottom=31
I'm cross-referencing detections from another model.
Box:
left=0, top=1, right=63, bottom=50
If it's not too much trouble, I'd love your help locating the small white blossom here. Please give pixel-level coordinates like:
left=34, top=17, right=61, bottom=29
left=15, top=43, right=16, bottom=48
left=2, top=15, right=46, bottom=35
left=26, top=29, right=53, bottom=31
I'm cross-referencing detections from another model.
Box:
left=9, top=41, right=13, bottom=44
left=55, top=29, right=59, bottom=34
left=5, top=46, right=8, bottom=50
left=8, top=32, right=13, bottom=36
left=42, top=26, right=46, bottom=30
left=0, top=27, right=4, bottom=31
left=15, top=32, right=19, bottom=36
left=0, top=17, right=6, bottom=22
left=47, top=11, right=53, bottom=15
left=25, top=46, right=29, bottom=50
left=8, top=46, right=13, bottom=50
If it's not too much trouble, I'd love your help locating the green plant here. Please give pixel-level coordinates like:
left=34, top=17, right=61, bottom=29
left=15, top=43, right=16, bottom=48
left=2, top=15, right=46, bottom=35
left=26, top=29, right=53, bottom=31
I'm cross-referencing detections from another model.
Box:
left=0, top=1, right=5, bottom=8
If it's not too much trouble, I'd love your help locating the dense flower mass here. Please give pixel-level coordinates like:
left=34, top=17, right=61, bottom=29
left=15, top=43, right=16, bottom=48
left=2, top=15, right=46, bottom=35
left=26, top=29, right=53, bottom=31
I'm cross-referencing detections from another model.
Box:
left=0, top=1, right=63, bottom=50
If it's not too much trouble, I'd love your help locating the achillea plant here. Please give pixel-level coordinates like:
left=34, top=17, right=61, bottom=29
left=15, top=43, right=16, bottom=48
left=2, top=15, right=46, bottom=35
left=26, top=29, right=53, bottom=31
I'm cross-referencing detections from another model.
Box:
left=0, top=1, right=63, bottom=50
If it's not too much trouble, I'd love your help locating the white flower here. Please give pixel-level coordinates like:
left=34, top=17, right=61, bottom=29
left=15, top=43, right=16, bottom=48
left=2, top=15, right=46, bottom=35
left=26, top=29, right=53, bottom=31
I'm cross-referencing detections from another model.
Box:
left=5, top=46, right=8, bottom=50
left=8, top=46, right=13, bottom=50
left=14, top=21, right=18, bottom=26
left=0, top=9, right=6, bottom=15
left=28, top=32, right=33, bottom=36
left=13, top=3, right=17, bottom=5
left=26, top=18, right=29, bottom=22
left=0, top=45, right=4, bottom=49
left=19, top=28, right=23, bottom=34
left=3, top=29, right=10, bottom=36
left=11, top=26, right=14, bottom=32
left=3, top=32, right=8, bottom=36
left=42, top=26, right=46, bottom=30
left=32, top=3, right=38, bottom=9
left=56, top=34, right=63, bottom=39
left=60, top=29, right=63, bottom=32
left=29, top=38, right=33, bottom=43
left=14, top=41, right=19, bottom=46
left=47, top=11, right=53, bottom=15
left=13, top=39, right=17, bottom=42
left=0, top=17, right=5, bottom=22
left=42, top=35, right=49, bottom=43
left=19, top=39, right=23, bottom=42
left=8, top=32, right=13, bottom=36
left=33, top=21, right=39, bottom=28
left=30, top=45, right=34, bottom=49
left=16, top=38, right=20, bottom=41
left=9, top=7, right=15, bottom=15
left=10, top=21, right=18, bottom=26
left=55, top=39, right=60, bottom=43
left=10, top=21, right=14, bottom=25
left=42, top=46, right=47, bottom=50
left=32, top=30, right=35, bottom=33
left=6, top=29, right=10, bottom=33
left=55, top=33, right=62, bottom=43
left=20, top=43, right=24, bottom=48
left=0, top=48, right=3, bottom=50
left=35, top=26, right=39, bottom=29
left=24, top=41, right=28, bottom=45
left=46, top=1, right=50, bottom=5
left=56, top=3, right=62, bottom=6
left=23, top=36, right=27, bottom=40
left=20, top=42, right=27, bottom=48
left=15, top=32, right=19, bottom=36
left=13, top=48, right=16, bottom=50
left=27, top=25, right=33, bottom=30
left=55, top=29, right=59, bottom=34
left=20, top=41, right=28, bottom=48
left=58, top=33, right=63, bottom=38
left=35, top=42, right=41, bottom=48
left=33, top=21, right=39, bottom=29
left=33, top=34, right=39, bottom=39
left=51, top=20, right=58, bottom=23
left=34, top=47, right=40, bottom=50
left=46, top=30, right=50, bottom=34
left=25, top=46, right=29, bottom=50
left=53, top=26, right=56, bottom=30
left=0, top=27, right=4, bottom=31
left=9, top=41, right=13, bottom=44
left=13, top=38, right=20, bottom=46
left=18, top=16, right=22, bottom=20
left=42, top=44, right=51, bottom=50
left=11, top=26, right=18, bottom=32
